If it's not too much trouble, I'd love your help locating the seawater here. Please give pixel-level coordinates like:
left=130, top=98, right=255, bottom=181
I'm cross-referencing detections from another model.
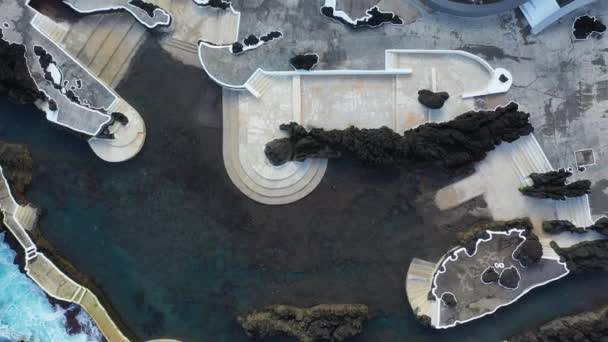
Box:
left=0, top=233, right=102, bottom=342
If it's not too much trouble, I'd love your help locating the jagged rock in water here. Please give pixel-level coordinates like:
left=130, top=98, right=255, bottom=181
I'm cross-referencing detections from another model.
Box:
left=552, top=240, right=608, bottom=273
left=481, top=267, right=499, bottom=283
left=543, top=220, right=587, bottom=234
left=498, top=266, right=520, bottom=289
left=441, top=293, right=457, bottom=307
left=243, top=34, right=259, bottom=46
left=290, top=53, right=319, bottom=71
left=265, top=102, right=533, bottom=170
left=456, top=218, right=533, bottom=255
left=418, top=89, right=449, bottom=109
left=513, top=236, right=543, bottom=267
left=0, top=29, right=46, bottom=106
left=237, top=304, right=369, bottom=342
left=590, top=217, right=608, bottom=236
left=509, top=304, right=608, bottom=342
left=519, top=169, right=591, bottom=200
left=543, top=218, right=608, bottom=237
left=573, top=15, right=607, bottom=40
left=417, top=314, right=432, bottom=327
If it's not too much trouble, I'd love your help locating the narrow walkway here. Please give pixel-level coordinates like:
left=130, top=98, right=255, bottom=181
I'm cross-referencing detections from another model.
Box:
left=0, top=165, right=129, bottom=342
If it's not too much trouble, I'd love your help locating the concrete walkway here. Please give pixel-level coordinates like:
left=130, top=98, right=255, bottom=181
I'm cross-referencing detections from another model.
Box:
left=0, top=164, right=130, bottom=342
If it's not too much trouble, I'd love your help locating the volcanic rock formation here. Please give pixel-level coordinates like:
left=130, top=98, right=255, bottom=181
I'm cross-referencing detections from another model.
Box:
left=0, top=141, right=33, bottom=203
left=481, top=267, right=499, bottom=283
left=455, top=218, right=533, bottom=255
left=418, top=90, right=449, bottom=109
left=498, top=266, right=520, bottom=289
left=237, top=304, right=369, bottom=342
left=441, top=293, right=457, bottom=307
left=265, top=102, right=533, bottom=171
left=0, top=30, right=47, bottom=106
left=519, top=169, right=591, bottom=200
left=194, top=0, right=231, bottom=10
left=290, top=53, right=319, bottom=71
left=552, top=240, right=608, bottom=273
left=573, top=15, right=606, bottom=40
left=321, top=5, right=403, bottom=29
left=513, top=234, right=543, bottom=267
left=510, top=304, right=608, bottom=342
left=543, top=218, right=608, bottom=236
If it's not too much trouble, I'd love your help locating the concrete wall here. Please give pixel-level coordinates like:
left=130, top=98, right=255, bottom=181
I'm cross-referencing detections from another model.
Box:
left=422, top=0, right=528, bottom=17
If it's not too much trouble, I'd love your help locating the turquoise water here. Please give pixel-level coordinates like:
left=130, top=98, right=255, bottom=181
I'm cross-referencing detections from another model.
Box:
left=0, top=233, right=102, bottom=342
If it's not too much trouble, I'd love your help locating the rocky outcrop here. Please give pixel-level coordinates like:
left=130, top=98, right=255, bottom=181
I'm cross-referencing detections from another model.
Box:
left=193, top=0, right=231, bottom=10
left=498, top=266, right=520, bottom=289
left=128, top=0, right=161, bottom=17
left=418, top=90, right=449, bottom=109
left=231, top=31, right=282, bottom=55
left=237, top=304, right=369, bottom=342
left=519, top=169, right=591, bottom=200
left=573, top=15, right=606, bottom=40
left=543, top=217, right=608, bottom=236
left=0, top=29, right=47, bottom=106
left=265, top=102, right=533, bottom=170
left=481, top=267, right=499, bottom=283
left=0, top=141, right=33, bottom=204
left=513, top=234, right=543, bottom=267
left=552, top=240, right=608, bottom=273
left=290, top=54, right=319, bottom=71
left=321, top=5, right=403, bottom=29
left=455, top=218, right=533, bottom=255
left=509, top=304, right=608, bottom=342
left=441, top=293, right=457, bottom=307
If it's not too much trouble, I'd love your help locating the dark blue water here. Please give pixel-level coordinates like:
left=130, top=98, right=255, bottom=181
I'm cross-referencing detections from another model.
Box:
left=1, top=40, right=608, bottom=341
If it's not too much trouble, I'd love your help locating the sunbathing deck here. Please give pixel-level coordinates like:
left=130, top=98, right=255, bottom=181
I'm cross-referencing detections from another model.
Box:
left=210, top=49, right=512, bottom=204
left=0, top=1, right=149, bottom=162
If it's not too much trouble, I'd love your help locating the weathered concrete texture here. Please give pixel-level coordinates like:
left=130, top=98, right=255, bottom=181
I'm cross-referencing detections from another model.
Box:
left=433, top=229, right=569, bottom=328
left=62, top=0, right=171, bottom=28
left=195, top=0, right=608, bottom=215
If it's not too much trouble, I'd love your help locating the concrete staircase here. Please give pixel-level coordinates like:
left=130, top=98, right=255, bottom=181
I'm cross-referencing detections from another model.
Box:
left=14, top=205, right=38, bottom=232
left=57, top=12, right=147, bottom=87
left=245, top=71, right=275, bottom=98
left=540, top=238, right=560, bottom=260
left=406, top=258, right=439, bottom=324
left=163, top=37, right=199, bottom=55
left=507, top=135, right=553, bottom=185
left=31, top=13, right=70, bottom=43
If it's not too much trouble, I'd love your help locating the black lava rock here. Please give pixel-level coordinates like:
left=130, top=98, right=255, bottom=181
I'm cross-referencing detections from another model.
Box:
left=290, top=54, right=319, bottom=71
left=543, top=220, right=586, bottom=234
left=498, top=266, right=520, bottom=289
left=195, top=0, right=231, bottom=10
left=481, top=267, right=499, bottom=283
left=418, top=89, right=450, bottom=109
left=231, top=42, right=243, bottom=54
left=265, top=138, right=294, bottom=166
left=553, top=240, right=608, bottom=273
left=265, top=102, right=533, bottom=171
left=573, top=15, right=606, bottom=40
left=514, top=237, right=543, bottom=267
left=321, top=5, right=403, bottom=29
left=519, top=169, right=591, bottom=200
left=441, top=292, right=457, bottom=307
left=128, top=0, right=160, bottom=17
left=0, top=30, right=46, bottom=105
left=499, top=74, right=509, bottom=83
left=244, top=34, right=259, bottom=46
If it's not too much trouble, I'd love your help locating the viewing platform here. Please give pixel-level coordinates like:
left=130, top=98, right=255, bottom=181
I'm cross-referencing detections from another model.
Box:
left=203, top=47, right=513, bottom=205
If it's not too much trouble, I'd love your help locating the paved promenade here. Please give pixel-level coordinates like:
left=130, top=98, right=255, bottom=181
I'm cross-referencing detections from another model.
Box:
left=0, top=164, right=130, bottom=342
